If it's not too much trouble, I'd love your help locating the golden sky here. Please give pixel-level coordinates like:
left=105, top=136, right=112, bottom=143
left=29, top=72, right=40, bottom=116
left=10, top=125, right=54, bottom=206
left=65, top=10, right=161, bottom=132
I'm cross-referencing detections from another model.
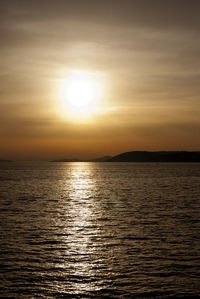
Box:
left=1, top=0, right=200, bottom=160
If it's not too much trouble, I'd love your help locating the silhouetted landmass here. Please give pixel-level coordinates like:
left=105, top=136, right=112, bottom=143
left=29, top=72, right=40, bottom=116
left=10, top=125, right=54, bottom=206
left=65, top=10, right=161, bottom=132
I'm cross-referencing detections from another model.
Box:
left=107, top=151, right=200, bottom=162
left=89, top=155, right=112, bottom=162
left=51, top=158, right=80, bottom=162
left=51, top=156, right=112, bottom=162
left=0, top=160, right=13, bottom=162
left=51, top=152, right=200, bottom=163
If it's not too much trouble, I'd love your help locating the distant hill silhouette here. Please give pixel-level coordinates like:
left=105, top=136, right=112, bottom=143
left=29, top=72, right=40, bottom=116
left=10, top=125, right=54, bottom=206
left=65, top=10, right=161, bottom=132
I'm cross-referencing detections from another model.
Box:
left=51, top=151, right=200, bottom=163
left=51, top=156, right=112, bottom=162
left=107, top=151, right=200, bottom=162
left=89, top=155, right=112, bottom=162
left=51, top=158, right=80, bottom=162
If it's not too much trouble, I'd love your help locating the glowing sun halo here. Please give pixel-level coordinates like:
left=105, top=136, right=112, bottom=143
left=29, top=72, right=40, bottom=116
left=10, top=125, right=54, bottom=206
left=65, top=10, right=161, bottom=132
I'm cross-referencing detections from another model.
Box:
left=59, top=71, right=102, bottom=122
left=62, top=74, right=100, bottom=108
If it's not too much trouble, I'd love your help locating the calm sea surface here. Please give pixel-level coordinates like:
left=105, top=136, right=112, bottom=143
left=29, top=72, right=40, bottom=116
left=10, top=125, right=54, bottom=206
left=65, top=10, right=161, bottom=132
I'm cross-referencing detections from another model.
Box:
left=0, top=162, right=199, bottom=298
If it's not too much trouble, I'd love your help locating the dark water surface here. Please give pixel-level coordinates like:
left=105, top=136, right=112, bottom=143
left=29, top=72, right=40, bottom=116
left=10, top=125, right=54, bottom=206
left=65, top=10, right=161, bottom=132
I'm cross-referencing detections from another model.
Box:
left=0, top=162, right=199, bottom=298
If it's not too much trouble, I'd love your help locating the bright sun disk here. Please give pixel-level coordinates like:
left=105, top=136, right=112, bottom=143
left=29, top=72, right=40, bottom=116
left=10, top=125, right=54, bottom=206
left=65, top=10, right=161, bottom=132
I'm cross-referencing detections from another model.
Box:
left=67, top=79, right=95, bottom=107
left=62, top=74, right=100, bottom=108
left=59, top=71, right=102, bottom=122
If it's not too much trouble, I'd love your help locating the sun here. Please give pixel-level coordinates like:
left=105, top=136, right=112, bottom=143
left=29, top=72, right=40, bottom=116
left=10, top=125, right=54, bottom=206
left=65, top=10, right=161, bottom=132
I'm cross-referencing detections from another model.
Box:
left=66, top=78, right=97, bottom=107
left=61, top=72, right=100, bottom=108
left=58, top=71, right=102, bottom=122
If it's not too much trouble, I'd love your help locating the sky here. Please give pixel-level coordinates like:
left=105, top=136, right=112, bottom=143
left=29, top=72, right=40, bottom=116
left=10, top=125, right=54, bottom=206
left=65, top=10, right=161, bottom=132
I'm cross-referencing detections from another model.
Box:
left=1, top=0, right=200, bottom=160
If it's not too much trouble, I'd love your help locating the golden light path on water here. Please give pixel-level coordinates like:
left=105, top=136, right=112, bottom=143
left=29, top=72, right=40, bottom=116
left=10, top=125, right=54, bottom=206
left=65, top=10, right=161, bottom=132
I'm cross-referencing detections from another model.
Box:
left=52, top=162, right=133, bottom=296
left=62, top=163, right=104, bottom=294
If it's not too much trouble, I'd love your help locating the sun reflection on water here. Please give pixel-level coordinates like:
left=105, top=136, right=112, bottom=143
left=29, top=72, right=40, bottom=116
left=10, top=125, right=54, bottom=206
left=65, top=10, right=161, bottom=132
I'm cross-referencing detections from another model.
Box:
left=63, top=163, right=102, bottom=293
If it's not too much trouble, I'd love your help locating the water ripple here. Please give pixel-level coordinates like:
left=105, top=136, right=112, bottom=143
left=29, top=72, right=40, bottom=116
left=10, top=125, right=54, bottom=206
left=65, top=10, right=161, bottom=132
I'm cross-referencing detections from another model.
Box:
left=0, top=162, right=200, bottom=298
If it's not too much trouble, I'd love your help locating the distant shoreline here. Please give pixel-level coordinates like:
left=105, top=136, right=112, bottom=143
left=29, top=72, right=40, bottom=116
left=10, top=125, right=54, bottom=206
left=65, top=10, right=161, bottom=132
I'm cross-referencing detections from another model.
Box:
left=51, top=151, right=200, bottom=163
left=1, top=151, right=200, bottom=163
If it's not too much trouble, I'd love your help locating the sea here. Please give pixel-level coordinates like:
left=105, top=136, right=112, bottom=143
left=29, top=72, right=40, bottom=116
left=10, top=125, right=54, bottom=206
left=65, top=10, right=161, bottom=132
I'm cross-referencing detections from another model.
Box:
left=0, top=162, right=199, bottom=298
